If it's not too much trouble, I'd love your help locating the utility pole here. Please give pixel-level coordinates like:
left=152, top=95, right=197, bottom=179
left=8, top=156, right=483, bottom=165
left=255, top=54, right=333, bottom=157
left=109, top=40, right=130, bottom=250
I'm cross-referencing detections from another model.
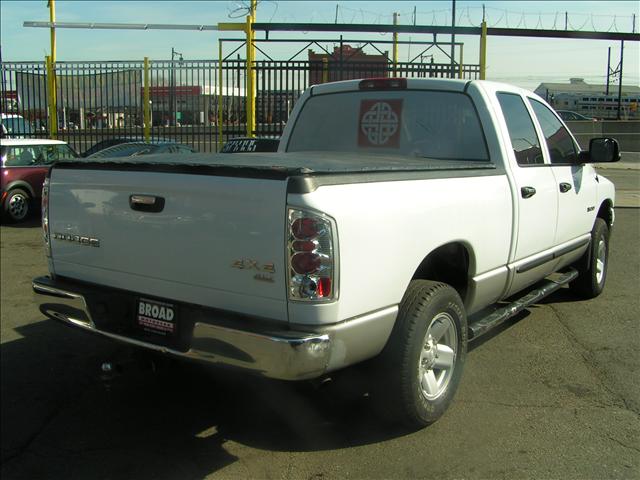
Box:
left=606, top=43, right=624, bottom=119
left=450, top=0, right=456, bottom=78
left=617, top=40, right=624, bottom=120
left=606, top=47, right=611, bottom=95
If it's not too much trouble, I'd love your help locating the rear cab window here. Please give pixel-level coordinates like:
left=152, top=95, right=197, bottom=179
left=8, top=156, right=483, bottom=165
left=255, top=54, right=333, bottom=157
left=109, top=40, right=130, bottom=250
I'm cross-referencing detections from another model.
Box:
left=286, top=90, right=490, bottom=162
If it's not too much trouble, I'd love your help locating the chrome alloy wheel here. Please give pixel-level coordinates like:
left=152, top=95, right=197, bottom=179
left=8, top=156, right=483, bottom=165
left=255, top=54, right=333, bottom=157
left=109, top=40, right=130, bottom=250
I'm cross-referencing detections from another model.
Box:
left=8, top=192, right=28, bottom=221
left=595, top=238, right=607, bottom=284
left=418, top=312, right=457, bottom=400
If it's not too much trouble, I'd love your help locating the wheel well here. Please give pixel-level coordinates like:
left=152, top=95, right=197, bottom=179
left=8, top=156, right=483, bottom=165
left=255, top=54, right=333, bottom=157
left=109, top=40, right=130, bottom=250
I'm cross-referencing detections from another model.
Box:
left=411, top=242, right=472, bottom=302
left=597, top=200, right=613, bottom=229
left=6, top=181, right=35, bottom=198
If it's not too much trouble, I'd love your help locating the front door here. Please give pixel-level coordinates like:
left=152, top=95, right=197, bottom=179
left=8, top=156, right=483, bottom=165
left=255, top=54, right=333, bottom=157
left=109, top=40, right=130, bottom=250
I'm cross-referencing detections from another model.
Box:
left=528, top=98, right=598, bottom=246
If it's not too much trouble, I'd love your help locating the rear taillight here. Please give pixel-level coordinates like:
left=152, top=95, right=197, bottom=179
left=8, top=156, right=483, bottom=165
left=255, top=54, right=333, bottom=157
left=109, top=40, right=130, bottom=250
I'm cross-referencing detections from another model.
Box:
left=42, top=177, right=51, bottom=257
left=287, top=208, right=337, bottom=301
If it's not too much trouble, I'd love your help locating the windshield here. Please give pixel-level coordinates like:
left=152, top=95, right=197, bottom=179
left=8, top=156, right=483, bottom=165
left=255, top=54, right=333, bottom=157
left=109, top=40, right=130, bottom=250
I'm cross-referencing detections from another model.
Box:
left=287, top=90, right=489, bottom=162
left=1, top=117, right=34, bottom=136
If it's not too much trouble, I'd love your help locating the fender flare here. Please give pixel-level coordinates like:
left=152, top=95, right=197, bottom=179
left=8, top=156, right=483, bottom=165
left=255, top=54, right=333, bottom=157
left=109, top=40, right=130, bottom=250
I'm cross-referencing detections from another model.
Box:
left=4, top=180, right=36, bottom=198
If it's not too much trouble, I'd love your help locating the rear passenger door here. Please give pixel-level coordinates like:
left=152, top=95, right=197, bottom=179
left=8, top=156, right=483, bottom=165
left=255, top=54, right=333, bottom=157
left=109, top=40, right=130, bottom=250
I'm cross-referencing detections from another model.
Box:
left=528, top=99, right=598, bottom=246
left=497, top=93, right=558, bottom=258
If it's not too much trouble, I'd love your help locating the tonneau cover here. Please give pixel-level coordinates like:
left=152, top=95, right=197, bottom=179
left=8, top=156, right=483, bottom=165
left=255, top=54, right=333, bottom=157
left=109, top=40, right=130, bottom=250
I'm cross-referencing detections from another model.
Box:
left=56, top=151, right=495, bottom=176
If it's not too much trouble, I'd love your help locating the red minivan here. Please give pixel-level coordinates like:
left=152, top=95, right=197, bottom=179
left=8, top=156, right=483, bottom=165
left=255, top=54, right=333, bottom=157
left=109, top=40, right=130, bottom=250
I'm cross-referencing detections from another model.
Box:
left=1, top=139, right=78, bottom=222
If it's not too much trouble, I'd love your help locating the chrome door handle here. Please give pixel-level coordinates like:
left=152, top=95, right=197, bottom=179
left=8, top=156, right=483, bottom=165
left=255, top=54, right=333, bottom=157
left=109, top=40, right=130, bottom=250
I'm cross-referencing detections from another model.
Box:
left=559, top=182, right=572, bottom=193
left=521, top=186, right=536, bottom=199
left=129, top=195, right=165, bottom=213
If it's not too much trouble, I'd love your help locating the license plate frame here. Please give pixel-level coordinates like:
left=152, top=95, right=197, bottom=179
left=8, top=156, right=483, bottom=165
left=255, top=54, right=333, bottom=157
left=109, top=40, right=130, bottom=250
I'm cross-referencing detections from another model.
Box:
left=136, top=297, right=177, bottom=337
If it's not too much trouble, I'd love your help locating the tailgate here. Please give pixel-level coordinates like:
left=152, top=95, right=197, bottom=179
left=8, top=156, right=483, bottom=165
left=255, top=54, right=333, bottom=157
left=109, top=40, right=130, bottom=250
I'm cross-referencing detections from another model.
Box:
left=48, top=167, right=288, bottom=321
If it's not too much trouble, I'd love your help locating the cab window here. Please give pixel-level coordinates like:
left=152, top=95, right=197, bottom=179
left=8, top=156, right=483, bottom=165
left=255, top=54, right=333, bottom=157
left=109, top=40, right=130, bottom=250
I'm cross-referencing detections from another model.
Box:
left=530, top=100, right=578, bottom=164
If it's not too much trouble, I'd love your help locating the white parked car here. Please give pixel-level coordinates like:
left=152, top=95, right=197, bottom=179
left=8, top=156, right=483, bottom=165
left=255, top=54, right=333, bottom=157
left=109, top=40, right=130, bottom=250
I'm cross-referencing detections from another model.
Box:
left=0, top=113, right=35, bottom=138
left=32, top=78, right=619, bottom=428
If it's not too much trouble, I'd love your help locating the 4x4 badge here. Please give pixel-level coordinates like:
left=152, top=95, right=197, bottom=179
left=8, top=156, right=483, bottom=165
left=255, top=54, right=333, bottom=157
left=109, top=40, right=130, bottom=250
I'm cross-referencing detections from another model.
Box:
left=231, top=259, right=275, bottom=273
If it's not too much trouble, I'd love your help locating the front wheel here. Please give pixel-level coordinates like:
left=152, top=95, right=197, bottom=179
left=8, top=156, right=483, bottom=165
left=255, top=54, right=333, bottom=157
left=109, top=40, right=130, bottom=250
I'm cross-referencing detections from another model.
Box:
left=570, top=218, right=610, bottom=299
left=374, top=280, right=467, bottom=428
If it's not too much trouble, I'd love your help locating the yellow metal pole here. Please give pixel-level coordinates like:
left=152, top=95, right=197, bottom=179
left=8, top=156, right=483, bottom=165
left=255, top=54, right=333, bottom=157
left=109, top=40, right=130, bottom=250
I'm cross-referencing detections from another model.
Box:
left=49, top=0, right=56, bottom=63
left=218, top=39, right=224, bottom=150
left=479, top=21, right=487, bottom=80
left=245, top=15, right=253, bottom=137
left=322, top=57, right=329, bottom=83
left=143, top=57, right=150, bottom=142
left=48, top=0, right=58, bottom=138
left=244, top=0, right=257, bottom=138
left=458, top=43, right=464, bottom=79
left=393, top=13, right=398, bottom=75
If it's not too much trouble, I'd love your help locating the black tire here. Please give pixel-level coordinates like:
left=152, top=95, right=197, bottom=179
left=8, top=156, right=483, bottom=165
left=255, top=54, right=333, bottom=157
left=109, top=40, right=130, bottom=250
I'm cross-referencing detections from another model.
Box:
left=2, top=188, right=31, bottom=223
left=570, top=218, right=610, bottom=299
left=373, top=280, right=467, bottom=428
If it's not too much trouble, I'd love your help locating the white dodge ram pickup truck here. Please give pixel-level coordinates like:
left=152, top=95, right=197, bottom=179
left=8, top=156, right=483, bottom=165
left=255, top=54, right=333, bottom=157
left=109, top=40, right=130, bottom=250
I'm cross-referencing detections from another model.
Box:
left=33, top=78, right=620, bottom=428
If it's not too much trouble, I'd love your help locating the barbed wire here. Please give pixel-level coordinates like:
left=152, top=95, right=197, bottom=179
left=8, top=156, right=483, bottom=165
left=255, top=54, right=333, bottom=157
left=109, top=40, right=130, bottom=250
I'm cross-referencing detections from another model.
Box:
left=293, top=4, right=638, bottom=33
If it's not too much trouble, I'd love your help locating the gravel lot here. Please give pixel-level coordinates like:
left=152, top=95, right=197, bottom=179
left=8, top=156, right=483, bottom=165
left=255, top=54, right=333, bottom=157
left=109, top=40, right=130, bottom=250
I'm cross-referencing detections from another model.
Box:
left=1, top=207, right=638, bottom=480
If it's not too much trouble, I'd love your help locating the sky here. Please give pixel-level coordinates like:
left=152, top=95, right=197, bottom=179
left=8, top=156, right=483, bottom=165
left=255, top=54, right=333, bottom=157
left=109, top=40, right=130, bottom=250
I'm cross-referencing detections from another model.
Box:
left=1, top=1, right=638, bottom=91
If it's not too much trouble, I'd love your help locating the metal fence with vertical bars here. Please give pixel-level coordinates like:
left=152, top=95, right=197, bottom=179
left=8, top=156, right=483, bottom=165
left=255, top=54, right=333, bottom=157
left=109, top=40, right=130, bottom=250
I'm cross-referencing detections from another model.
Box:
left=1, top=58, right=480, bottom=154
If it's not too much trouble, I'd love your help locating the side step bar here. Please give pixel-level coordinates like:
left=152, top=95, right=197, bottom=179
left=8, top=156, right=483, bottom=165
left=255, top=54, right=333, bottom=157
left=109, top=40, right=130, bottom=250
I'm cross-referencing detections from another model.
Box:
left=468, top=268, right=579, bottom=340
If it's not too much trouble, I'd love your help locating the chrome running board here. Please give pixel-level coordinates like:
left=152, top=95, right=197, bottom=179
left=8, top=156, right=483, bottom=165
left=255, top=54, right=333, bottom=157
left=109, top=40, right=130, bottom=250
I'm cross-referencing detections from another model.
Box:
left=468, top=268, right=579, bottom=340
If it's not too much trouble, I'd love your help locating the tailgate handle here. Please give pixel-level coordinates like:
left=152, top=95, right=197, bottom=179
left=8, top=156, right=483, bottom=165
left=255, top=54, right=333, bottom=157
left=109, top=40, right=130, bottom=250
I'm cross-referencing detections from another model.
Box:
left=129, top=195, right=165, bottom=213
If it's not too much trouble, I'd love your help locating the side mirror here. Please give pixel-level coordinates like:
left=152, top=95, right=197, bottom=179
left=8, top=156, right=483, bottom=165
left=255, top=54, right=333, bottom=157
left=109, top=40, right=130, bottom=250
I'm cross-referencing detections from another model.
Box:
left=579, top=138, right=621, bottom=163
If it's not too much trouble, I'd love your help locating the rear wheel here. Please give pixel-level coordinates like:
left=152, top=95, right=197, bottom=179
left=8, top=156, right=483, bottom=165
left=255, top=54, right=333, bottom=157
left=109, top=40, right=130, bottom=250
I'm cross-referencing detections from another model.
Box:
left=374, top=280, right=467, bottom=428
left=570, top=218, right=609, bottom=298
left=2, top=189, right=31, bottom=222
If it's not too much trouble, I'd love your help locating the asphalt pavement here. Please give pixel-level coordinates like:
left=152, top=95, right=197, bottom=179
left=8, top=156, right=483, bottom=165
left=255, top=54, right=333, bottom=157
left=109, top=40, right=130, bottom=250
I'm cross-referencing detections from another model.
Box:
left=1, top=175, right=639, bottom=480
left=595, top=152, right=640, bottom=208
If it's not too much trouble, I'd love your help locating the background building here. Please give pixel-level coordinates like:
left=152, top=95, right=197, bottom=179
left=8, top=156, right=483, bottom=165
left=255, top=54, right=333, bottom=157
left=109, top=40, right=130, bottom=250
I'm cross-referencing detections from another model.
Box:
left=308, top=45, right=389, bottom=85
left=535, top=78, right=640, bottom=120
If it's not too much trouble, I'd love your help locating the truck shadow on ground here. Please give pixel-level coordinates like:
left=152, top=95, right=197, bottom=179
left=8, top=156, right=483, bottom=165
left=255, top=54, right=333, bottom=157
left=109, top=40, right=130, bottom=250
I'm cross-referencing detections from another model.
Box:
left=0, top=317, right=407, bottom=480
left=1, top=291, right=572, bottom=480
left=0, top=217, right=41, bottom=229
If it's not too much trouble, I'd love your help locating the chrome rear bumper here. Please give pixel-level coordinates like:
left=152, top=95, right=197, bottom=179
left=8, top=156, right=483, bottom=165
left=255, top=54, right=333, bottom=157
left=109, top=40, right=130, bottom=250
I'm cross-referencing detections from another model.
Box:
left=33, top=276, right=396, bottom=380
